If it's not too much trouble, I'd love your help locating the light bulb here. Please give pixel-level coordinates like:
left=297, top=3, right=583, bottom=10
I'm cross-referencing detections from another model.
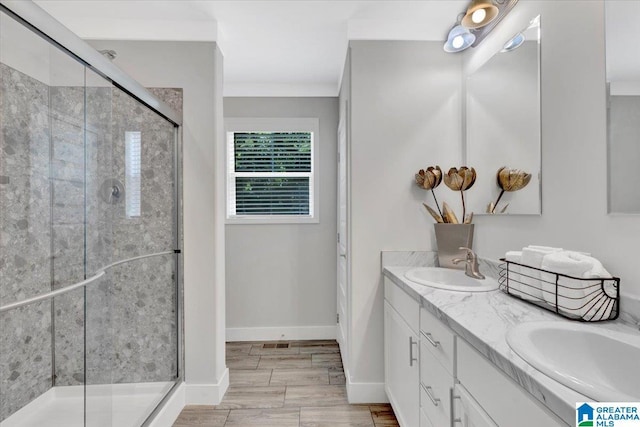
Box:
left=452, top=35, right=464, bottom=49
left=471, top=8, right=487, bottom=24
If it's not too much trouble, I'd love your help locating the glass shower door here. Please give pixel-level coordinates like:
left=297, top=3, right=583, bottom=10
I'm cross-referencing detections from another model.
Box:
left=83, top=66, right=115, bottom=427
left=84, top=85, right=179, bottom=426
left=1, top=9, right=88, bottom=426
left=1, top=5, right=181, bottom=425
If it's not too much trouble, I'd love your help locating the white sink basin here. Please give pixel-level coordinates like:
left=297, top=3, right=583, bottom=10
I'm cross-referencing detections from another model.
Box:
left=404, top=267, right=499, bottom=292
left=507, top=321, right=640, bottom=401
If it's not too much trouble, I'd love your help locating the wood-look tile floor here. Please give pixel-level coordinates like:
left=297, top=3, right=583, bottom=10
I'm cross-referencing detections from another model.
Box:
left=173, top=340, right=399, bottom=427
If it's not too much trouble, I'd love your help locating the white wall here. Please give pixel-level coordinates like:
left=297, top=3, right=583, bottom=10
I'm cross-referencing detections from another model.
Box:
left=223, top=97, right=339, bottom=340
left=462, top=1, right=640, bottom=300
left=88, top=40, right=228, bottom=402
left=342, top=1, right=639, bottom=397
left=347, top=41, right=463, bottom=392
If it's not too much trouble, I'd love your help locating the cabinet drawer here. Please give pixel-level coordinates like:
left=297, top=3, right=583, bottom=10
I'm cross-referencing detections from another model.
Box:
left=420, top=307, right=455, bottom=375
left=420, top=344, right=453, bottom=427
left=457, top=339, right=568, bottom=427
left=384, top=277, right=419, bottom=333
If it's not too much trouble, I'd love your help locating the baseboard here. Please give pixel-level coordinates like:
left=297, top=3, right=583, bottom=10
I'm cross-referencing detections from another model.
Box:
left=185, top=368, right=229, bottom=405
left=149, top=371, right=230, bottom=427
left=344, top=366, right=389, bottom=404
left=148, top=383, right=185, bottom=427
left=226, top=325, right=337, bottom=342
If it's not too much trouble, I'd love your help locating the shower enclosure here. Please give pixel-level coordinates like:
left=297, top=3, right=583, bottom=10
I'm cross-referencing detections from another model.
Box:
left=0, top=2, right=182, bottom=426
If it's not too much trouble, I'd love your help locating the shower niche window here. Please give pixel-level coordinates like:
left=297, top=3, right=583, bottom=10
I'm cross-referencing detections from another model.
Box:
left=0, top=5, right=182, bottom=427
left=125, top=131, right=142, bottom=218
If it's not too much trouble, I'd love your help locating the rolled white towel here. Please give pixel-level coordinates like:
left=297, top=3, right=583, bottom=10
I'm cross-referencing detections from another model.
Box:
left=540, top=251, right=603, bottom=318
left=565, top=252, right=613, bottom=320
left=528, top=245, right=563, bottom=251
left=520, top=246, right=562, bottom=301
left=505, top=251, right=523, bottom=296
left=582, top=257, right=611, bottom=279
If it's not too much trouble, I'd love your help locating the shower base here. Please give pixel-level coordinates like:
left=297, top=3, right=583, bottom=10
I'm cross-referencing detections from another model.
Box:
left=1, top=381, right=174, bottom=427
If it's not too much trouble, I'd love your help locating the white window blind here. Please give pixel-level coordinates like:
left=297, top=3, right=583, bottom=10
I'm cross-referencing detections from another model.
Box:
left=226, top=118, right=319, bottom=224
left=125, top=131, right=141, bottom=218
left=229, top=131, right=313, bottom=217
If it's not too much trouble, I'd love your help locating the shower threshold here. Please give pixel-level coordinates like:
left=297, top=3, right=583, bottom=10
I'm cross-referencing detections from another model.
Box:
left=1, top=381, right=174, bottom=427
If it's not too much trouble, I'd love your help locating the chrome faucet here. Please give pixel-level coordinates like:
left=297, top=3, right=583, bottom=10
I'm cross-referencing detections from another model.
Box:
left=452, top=247, right=485, bottom=280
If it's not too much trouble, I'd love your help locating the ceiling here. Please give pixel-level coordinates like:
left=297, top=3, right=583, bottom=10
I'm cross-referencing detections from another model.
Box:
left=32, top=1, right=640, bottom=96
left=34, top=0, right=468, bottom=96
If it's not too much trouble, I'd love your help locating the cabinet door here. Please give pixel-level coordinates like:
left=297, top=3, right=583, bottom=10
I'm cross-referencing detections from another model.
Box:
left=384, top=301, right=419, bottom=427
left=457, top=339, right=568, bottom=427
left=453, top=384, right=498, bottom=427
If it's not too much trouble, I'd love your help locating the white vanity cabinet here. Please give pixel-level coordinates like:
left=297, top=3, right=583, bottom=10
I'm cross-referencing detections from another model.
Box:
left=419, top=307, right=455, bottom=427
left=384, top=279, right=420, bottom=427
left=384, top=276, right=571, bottom=427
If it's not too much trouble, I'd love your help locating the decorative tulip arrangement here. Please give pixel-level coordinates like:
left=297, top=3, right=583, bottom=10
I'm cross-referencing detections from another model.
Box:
left=415, top=166, right=476, bottom=224
left=487, top=166, right=532, bottom=214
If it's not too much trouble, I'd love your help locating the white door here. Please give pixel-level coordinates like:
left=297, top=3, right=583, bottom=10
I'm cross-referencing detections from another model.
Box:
left=453, top=384, right=498, bottom=427
left=337, top=100, right=349, bottom=357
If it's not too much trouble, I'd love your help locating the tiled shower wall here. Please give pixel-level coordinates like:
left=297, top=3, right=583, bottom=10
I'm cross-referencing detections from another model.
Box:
left=0, top=62, right=54, bottom=422
left=0, top=61, right=181, bottom=421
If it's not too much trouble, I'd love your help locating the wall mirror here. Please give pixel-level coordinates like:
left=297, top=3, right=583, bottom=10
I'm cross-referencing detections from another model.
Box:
left=606, top=1, right=640, bottom=214
left=465, top=15, right=541, bottom=215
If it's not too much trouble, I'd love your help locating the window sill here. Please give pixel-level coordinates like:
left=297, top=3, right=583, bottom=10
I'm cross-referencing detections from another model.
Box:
left=226, top=215, right=319, bottom=225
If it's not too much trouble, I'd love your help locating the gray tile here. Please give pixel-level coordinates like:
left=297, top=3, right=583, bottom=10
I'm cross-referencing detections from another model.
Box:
left=285, top=385, right=349, bottom=407
left=300, top=405, right=374, bottom=426
left=258, top=354, right=312, bottom=369
left=172, top=406, right=228, bottom=426
left=249, top=344, right=300, bottom=356
left=217, top=386, right=286, bottom=410
left=329, top=367, right=346, bottom=385
left=225, top=408, right=300, bottom=426
left=227, top=355, right=260, bottom=370
left=290, top=340, right=338, bottom=346
left=226, top=342, right=252, bottom=357
left=311, top=353, right=343, bottom=368
left=174, top=339, right=398, bottom=426
left=369, top=404, right=399, bottom=426
left=270, top=368, right=329, bottom=386
left=229, top=369, right=272, bottom=387
left=297, top=343, right=340, bottom=354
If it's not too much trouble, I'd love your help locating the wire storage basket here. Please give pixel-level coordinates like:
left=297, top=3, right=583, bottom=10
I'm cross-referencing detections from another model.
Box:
left=498, top=258, right=620, bottom=322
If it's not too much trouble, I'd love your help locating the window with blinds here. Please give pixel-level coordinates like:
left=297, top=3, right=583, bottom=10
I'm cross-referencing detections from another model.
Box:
left=227, top=123, right=317, bottom=223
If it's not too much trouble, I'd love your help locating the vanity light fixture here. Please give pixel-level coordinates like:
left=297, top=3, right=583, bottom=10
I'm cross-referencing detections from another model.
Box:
left=461, top=0, right=499, bottom=29
left=444, top=0, right=519, bottom=53
left=500, top=32, right=524, bottom=52
left=443, top=17, right=476, bottom=53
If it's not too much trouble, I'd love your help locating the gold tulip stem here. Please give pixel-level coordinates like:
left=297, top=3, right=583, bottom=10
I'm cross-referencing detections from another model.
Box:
left=461, top=190, right=466, bottom=222
left=491, top=190, right=505, bottom=214
left=431, top=189, right=444, bottom=220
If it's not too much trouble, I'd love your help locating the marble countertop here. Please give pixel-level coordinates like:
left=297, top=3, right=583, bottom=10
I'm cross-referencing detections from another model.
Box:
left=383, top=265, right=638, bottom=425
